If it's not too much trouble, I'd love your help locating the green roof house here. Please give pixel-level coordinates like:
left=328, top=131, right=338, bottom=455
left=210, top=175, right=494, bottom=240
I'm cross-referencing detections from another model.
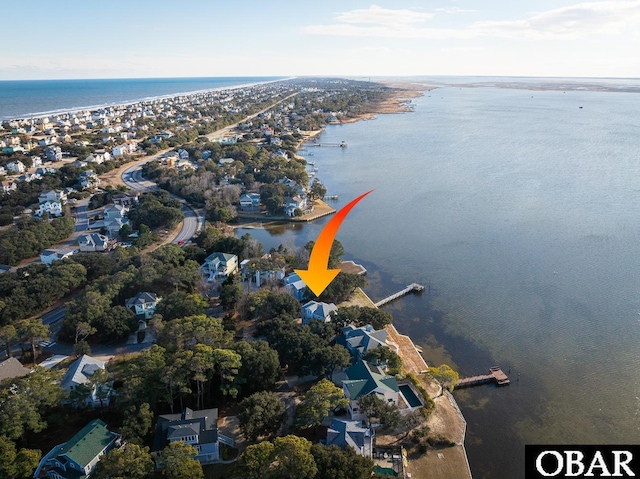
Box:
left=34, top=419, right=119, bottom=479
left=342, top=360, right=399, bottom=421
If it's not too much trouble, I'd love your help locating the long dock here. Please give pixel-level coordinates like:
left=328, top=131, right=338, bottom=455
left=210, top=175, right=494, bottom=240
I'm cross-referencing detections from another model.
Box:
left=310, top=141, right=347, bottom=148
left=453, top=367, right=510, bottom=389
left=374, top=283, right=425, bottom=307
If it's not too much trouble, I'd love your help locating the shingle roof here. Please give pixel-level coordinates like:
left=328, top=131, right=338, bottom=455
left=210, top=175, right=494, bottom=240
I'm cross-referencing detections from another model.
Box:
left=326, top=418, right=371, bottom=455
left=0, top=357, right=30, bottom=382
left=61, top=355, right=105, bottom=391
left=153, top=408, right=219, bottom=453
left=125, top=292, right=157, bottom=307
left=58, top=419, right=118, bottom=468
left=343, top=360, right=399, bottom=400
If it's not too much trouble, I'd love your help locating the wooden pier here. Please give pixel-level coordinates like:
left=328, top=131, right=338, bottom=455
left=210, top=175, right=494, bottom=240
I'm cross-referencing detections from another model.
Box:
left=310, top=140, right=347, bottom=148
left=374, top=283, right=425, bottom=307
left=453, top=367, right=510, bottom=389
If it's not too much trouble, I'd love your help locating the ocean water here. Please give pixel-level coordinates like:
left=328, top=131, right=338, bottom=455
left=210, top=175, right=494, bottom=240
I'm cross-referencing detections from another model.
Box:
left=0, top=76, right=286, bottom=120
left=237, top=82, right=640, bottom=478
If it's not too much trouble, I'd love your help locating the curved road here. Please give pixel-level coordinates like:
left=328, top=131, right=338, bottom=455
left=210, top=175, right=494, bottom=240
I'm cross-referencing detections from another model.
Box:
left=121, top=161, right=203, bottom=245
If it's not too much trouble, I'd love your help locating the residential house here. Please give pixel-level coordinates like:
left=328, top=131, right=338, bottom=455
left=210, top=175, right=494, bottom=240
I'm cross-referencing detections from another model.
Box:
left=177, top=149, right=189, bottom=160
left=35, top=200, right=63, bottom=218
left=61, top=355, right=114, bottom=408
left=217, top=157, right=234, bottom=166
left=152, top=408, right=233, bottom=466
left=239, top=193, right=260, bottom=211
left=112, top=192, right=139, bottom=207
left=44, top=145, right=63, bottom=161
left=78, top=233, right=109, bottom=252
left=79, top=170, right=100, bottom=189
left=0, top=357, right=30, bottom=383
left=35, top=167, right=57, bottom=176
left=39, top=190, right=67, bottom=204
left=284, top=195, right=307, bottom=217
left=202, top=252, right=238, bottom=281
left=342, top=360, right=399, bottom=421
left=103, top=204, right=130, bottom=236
left=0, top=166, right=6, bottom=176
left=300, top=301, right=338, bottom=325
left=283, top=272, right=307, bottom=301
left=0, top=265, right=11, bottom=274
left=278, top=177, right=306, bottom=197
left=325, top=418, right=373, bottom=457
left=240, top=254, right=285, bottom=287
left=340, top=325, right=389, bottom=361
left=111, top=141, right=136, bottom=157
left=1, top=180, right=17, bottom=194
left=38, top=136, right=58, bottom=147
left=125, top=292, right=160, bottom=320
left=34, top=419, right=119, bottom=479
left=31, top=156, right=43, bottom=168
left=40, top=248, right=77, bottom=266
left=5, top=160, right=25, bottom=174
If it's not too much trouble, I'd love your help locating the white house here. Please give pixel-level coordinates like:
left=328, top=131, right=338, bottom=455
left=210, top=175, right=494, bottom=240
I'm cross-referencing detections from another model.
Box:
left=61, top=355, right=114, bottom=408
left=35, top=200, right=63, bottom=218
left=34, top=420, right=119, bottom=479
left=112, top=141, right=136, bottom=157
left=79, top=170, right=100, bottom=189
left=284, top=196, right=307, bottom=217
left=39, top=190, right=67, bottom=204
left=1, top=180, right=17, bottom=194
left=125, top=292, right=160, bottom=319
left=40, top=248, right=77, bottom=266
left=78, top=233, right=109, bottom=252
left=5, top=160, right=25, bottom=174
left=239, top=193, right=261, bottom=211
left=202, top=252, right=238, bottom=281
left=301, top=300, right=338, bottom=325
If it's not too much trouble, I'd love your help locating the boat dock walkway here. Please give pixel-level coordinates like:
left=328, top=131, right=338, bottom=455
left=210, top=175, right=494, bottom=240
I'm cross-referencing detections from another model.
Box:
left=375, top=283, right=425, bottom=308
left=310, top=141, right=347, bottom=148
left=453, top=367, right=510, bottom=389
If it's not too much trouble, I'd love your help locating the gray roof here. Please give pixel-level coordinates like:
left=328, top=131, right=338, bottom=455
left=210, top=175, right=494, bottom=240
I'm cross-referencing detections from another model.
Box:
left=0, top=357, right=30, bottom=382
left=326, top=418, right=372, bottom=456
left=61, top=355, right=106, bottom=391
left=302, top=301, right=338, bottom=319
left=153, top=408, right=219, bottom=452
left=125, top=292, right=158, bottom=308
left=341, top=325, right=388, bottom=357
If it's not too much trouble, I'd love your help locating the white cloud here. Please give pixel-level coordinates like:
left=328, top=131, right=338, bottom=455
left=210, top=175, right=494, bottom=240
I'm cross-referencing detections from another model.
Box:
left=335, top=5, right=434, bottom=26
left=434, top=7, right=476, bottom=14
left=304, top=1, right=640, bottom=40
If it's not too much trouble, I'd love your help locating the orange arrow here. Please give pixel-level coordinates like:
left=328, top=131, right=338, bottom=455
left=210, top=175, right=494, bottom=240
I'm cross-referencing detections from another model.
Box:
left=295, top=190, right=373, bottom=296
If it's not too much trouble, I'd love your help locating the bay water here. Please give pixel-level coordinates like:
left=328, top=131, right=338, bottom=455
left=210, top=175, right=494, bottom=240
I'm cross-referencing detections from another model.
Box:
left=238, top=81, right=640, bottom=478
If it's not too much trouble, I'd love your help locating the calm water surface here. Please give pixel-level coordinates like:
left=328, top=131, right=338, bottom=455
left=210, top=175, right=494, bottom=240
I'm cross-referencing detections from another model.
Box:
left=238, top=84, right=640, bottom=478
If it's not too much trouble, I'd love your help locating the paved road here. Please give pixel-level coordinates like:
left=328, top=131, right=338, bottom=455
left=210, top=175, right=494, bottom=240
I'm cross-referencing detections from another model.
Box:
left=121, top=163, right=203, bottom=244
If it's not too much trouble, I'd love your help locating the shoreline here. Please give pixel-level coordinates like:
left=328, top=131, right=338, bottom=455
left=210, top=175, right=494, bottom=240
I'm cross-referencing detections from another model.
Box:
left=1, top=77, right=296, bottom=122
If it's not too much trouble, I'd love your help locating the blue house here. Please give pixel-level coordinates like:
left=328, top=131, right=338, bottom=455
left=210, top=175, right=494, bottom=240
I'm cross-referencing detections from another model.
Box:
left=326, top=418, right=373, bottom=457
left=283, top=272, right=308, bottom=301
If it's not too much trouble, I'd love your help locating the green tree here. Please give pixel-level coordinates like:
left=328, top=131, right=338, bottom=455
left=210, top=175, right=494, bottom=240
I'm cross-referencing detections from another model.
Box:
left=154, top=292, right=207, bottom=321
left=92, top=443, right=154, bottom=479
left=0, top=325, right=17, bottom=358
left=0, top=435, right=40, bottom=479
left=238, top=391, right=286, bottom=441
left=318, top=273, right=366, bottom=303
left=304, top=239, right=344, bottom=269
left=73, top=340, right=91, bottom=358
left=232, top=340, right=281, bottom=396
left=308, top=179, right=327, bottom=201
left=158, top=442, right=203, bottom=479
left=16, top=319, right=49, bottom=363
left=295, top=379, right=349, bottom=429
left=0, top=368, right=64, bottom=440
left=236, top=441, right=275, bottom=479
left=120, top=403, right=153, bottom=445
left=426, top=364, right=459, bottom=390
left=212, top=348, right=242, bottom=397
left=158, top=315, right=231, bottom=351
left=357, top=394, right=401, bottom=429
left=219, top=274, right=242, bottom=311
left=311, top=443, right=375, bottom=479
left=272, top=435, right=317, bottom=479
left=100, top=306, right=136, bottom=342
left=363, top=347, right=402, bottom=375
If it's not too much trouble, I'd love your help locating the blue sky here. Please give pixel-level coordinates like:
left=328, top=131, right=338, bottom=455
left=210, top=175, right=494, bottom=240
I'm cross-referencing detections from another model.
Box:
left=2, top=0, right=638, bottom=79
